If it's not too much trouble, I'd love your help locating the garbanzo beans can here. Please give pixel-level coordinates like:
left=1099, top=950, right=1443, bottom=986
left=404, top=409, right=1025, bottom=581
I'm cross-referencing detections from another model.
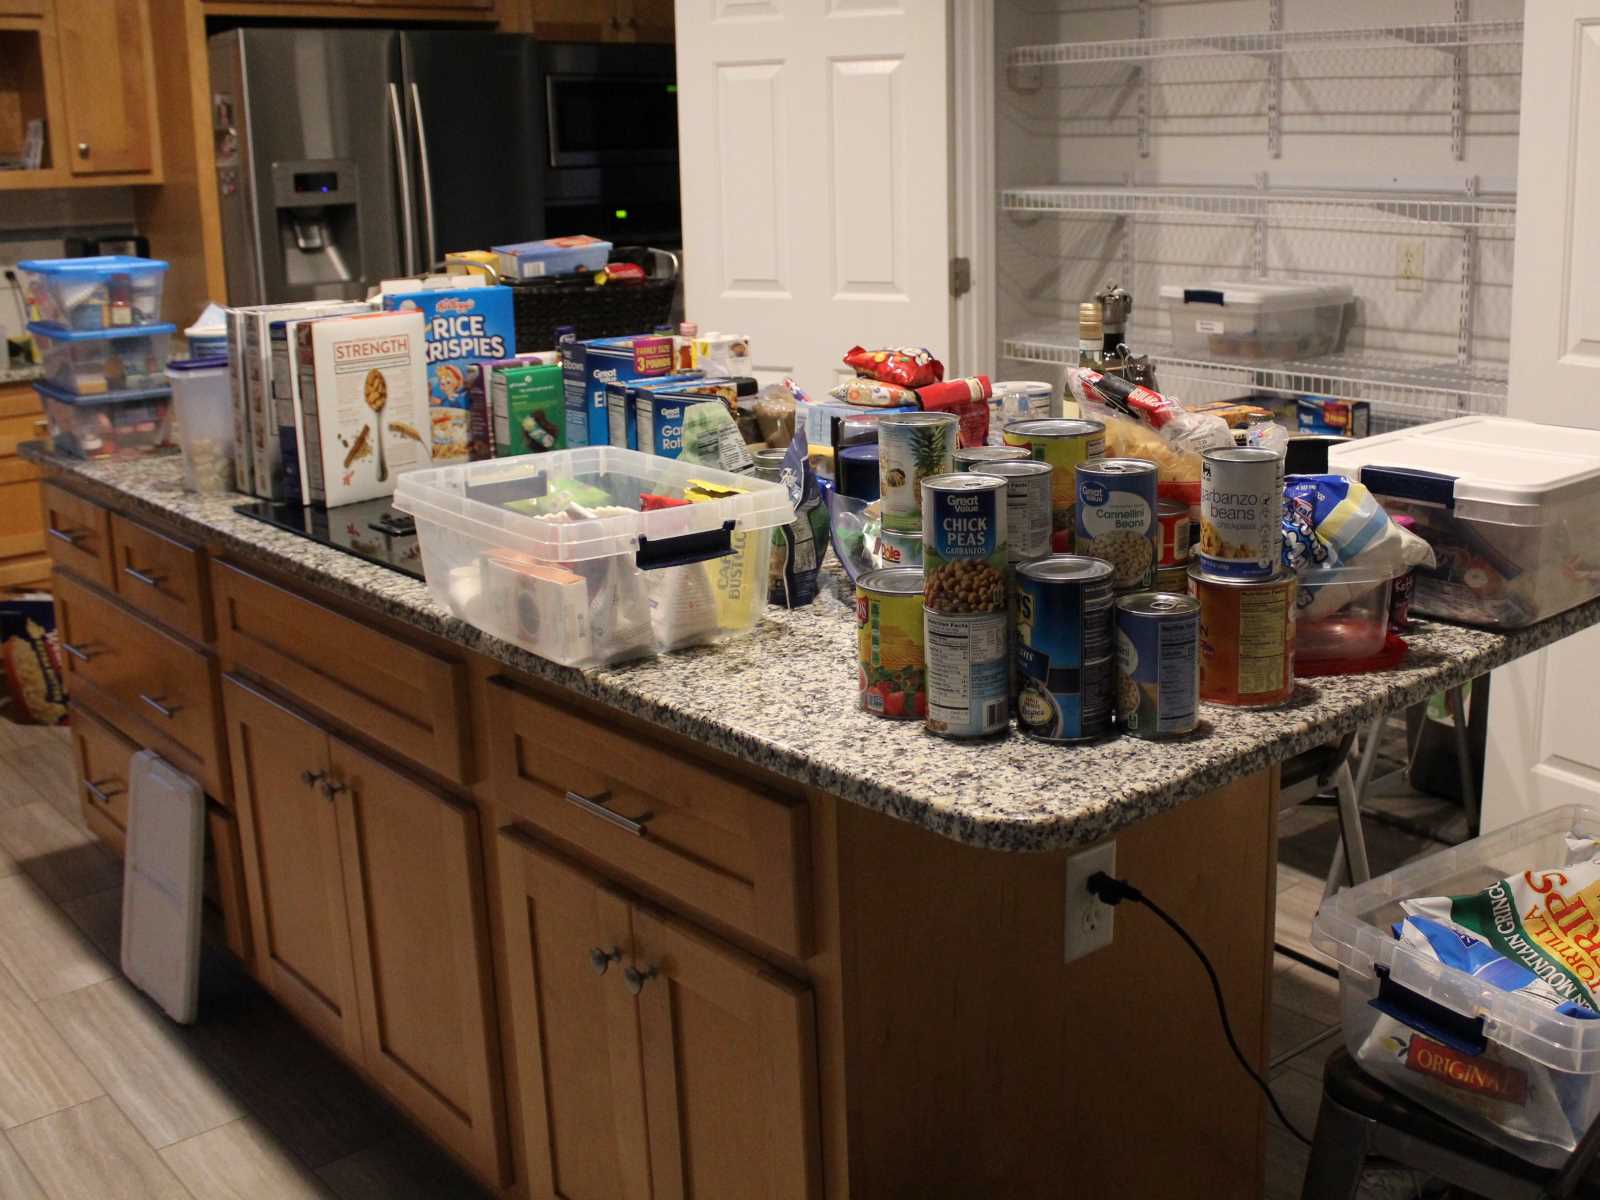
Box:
left=1002, top=418, right=1106, bottom=551
left=1199, top=447, right=1284, bottom=578
left=857, top=567, right=926, bottom=720
left=922, top=473, right=1008, bottom=615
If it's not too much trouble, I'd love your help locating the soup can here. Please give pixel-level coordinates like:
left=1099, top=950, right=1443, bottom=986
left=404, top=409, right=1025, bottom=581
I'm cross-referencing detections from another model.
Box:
left=1152, top=562, right=1191, bottom=594
left=922, top=473, right=1008, bottom=615
left=924, top=608, right=1009, bottom=738
left=876, top=526, right=923, bottom=567
left=879, top=411, right=958, bottom=534
left=980, top=459, right=1054, bottom=564
left=954, top=444, right=1029, bottom=471
left=1075, top=457, right=1159, bottom=592
left=857, top=567, right=925, bottom=720
left=1188, top=565, right=1297, bottom=707
left=1002, top=418, right=1106, bottom=551
left=1156, top=499, right=1192, bottom=566
left=1199, top=447, right=1284, bottom=579
left=1014, top=556, right=1115, bottom=742
left=837, top=443, right=881, bottom=501
left=1115, top=592, right=1199, bottom=739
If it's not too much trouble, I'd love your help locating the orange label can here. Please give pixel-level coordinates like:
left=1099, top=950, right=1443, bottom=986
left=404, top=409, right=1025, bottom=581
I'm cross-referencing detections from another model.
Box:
left=1188, top=565, right=1296, bottom=707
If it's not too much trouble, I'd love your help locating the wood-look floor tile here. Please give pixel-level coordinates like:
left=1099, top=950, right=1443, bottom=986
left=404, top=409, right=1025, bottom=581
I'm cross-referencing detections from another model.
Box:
left=0, top=962, right=102, bottom=1129
left=318, top=1132, right=492, bottom=1200
left=59, top=886, right=123, bottom=965
left=6, top=1096, right=189, bottom=1200
left=5, top=742, right=76, bottom=813
left=161, top=1117, right=332, bottom=1200
left=0, top=875, right=113, bottom=1001
left=0, top=802, right=121, bottom=903
left=1274, top=884, right=1335, bottom=968
left=1274, top=962, right=1344, bottom=1030
left=40, top=978, right=242, bottom=1150
left=0, top=753, right=47, bottom=813
left=1263, top=1122, right=1310, bottom=1200
left=0, top=1136, right=45, bottom=1200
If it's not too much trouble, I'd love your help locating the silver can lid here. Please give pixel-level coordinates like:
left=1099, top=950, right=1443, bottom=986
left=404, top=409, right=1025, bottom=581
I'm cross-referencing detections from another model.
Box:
left=954, top=446, right=1030, bottom=464
left=922, top=472, right=1008, bottom=495
left=1004, top=417, right=1104, bottom=440
left=1079, top=456, right=1157, bottom=475
left=879, top=410, right=958, bottom=430
left=1116, top=591, right=1200, bottom=616
left=977, top=458, right=1052, bottom=479
left=1016, top=555, right=1115, bottom=584
left=858, top=566, right=924, bottom=596
left=1202, top=446, right=1283, bottom=465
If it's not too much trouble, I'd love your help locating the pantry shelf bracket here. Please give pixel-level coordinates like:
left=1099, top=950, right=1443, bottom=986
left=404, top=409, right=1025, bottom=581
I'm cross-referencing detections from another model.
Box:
left=1266, top=0, right=1283, bottom=158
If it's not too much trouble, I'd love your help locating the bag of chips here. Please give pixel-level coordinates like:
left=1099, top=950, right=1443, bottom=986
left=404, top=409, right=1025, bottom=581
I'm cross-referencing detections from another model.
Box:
left=842, top=346, right=944, bottom=389
left=0, top=595, right=65, bottom=726
left=829, top=379, right=918, bottom=408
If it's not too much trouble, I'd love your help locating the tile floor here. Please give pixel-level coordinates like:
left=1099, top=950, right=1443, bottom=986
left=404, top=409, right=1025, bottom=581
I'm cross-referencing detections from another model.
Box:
left=0, top=713, right=1471, bottom=1199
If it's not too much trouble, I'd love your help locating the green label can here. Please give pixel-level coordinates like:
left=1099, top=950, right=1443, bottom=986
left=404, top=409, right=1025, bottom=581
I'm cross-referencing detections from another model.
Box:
left=878, top=411, right=957, bottom=533
left=857, top=567, right=926, bottom=720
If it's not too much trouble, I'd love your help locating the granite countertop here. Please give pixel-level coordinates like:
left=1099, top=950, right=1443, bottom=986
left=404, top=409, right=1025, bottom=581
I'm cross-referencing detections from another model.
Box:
left=0, top=365, right=43, bottom=386
left=24, top=442, right=1600, bottom=854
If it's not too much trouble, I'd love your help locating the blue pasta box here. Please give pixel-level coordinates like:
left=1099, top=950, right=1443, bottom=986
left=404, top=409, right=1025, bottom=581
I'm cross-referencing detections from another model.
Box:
left=560, top=334, right=676, bottom=448
left=636, top=389, right=727, bottom=459
left=492, top=235, right=612, bottom=280
left=605, top=373, right=706, bottom=450
left=380, top=280, right=516, bottom=461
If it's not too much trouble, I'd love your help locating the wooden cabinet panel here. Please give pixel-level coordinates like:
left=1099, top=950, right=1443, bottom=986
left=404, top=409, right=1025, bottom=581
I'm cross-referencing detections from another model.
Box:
left=213, top=563, right=471, bottom=785
left=54, top=0, right=157, bottom=175
left=52, top=570, right=125, bottom=699
left=330, top=738, right=506, bottom=1185
left=41, top=482, right=113, bottom=588
left=205, top=802, right=253, bottom=965
left=70, top=702, right=136, bottom=845
left=488, top=675, right=810, bottom=957
left=110, top=514, right=209, bottom=642
left=0, top=477, right=44, bottom=560
left=496, top=828, right=651, bottom=1200
left=0, top=409, right=45, bottom=456
left=222, top=675, right=361, bottom=1058
left=631, top=905, right=821, bottom=1200
left=620, top=0, right=673, bottom=42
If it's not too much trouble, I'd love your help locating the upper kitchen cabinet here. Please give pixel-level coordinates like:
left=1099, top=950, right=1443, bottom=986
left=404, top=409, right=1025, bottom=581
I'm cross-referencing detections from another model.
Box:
left=525, top=0, right=672, bottom=43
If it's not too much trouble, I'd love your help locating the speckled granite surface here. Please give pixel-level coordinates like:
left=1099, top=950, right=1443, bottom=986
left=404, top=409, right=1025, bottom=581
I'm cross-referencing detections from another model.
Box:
left=24, top=442, right=1600, bottom=854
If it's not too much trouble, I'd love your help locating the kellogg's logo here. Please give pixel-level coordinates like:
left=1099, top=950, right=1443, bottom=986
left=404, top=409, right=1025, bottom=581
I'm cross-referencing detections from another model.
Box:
left=436, top=297, right=475, bottom=315
left=1405, top=1036, right=1528, bottom=1105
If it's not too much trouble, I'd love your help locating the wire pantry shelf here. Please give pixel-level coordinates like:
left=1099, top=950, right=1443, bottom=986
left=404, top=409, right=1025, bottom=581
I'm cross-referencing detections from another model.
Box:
left=999, top=187, right=1517, bottom=232
left=1007, top=19, right=1523, bottom=68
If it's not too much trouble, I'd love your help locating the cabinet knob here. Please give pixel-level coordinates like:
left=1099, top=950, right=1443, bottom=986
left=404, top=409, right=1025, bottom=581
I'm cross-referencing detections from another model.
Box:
left=623, top=964, right=658, bottom=995
left=589, top=946, right=622, bottom=976
left=300, top=769, right=326, bottom=788
left=77, top=142, right=89, bottom=159
left=319, top=778, right=349, bottom=801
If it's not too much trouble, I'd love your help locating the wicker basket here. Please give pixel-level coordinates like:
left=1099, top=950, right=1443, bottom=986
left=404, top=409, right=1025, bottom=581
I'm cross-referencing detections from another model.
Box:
left=504, top=246, right=678, bottom=351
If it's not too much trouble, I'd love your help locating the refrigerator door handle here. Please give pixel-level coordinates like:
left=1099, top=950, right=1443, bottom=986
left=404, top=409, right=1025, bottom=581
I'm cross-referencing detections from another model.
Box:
left=387, top=82, right=417, bottom=276
left=409, top=82, right=437, bottom=273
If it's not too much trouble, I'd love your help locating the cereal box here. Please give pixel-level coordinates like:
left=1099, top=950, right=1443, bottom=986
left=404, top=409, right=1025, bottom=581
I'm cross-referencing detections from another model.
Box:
left=296, top=311, right=432, bottom=507
left=380, top=280, right=516, bottom=462
left=561, top=334, right=676, bottom=448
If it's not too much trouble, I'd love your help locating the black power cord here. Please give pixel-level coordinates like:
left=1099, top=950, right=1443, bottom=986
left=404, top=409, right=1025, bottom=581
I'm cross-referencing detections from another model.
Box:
left=1088, top=871, right=1314, bottom=1147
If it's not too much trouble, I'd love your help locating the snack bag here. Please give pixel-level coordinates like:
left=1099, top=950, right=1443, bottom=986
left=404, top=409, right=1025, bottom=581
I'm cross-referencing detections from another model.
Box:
left=916, top=376, right=992, bottom=448
left=0, top=595, right=64, bottom=725
left=830, top=379, right=918, bottom=408
left=767, top=428, right=829, bottom=608
left=843, top=346, right=944, bottom=389
left=1283, top=475, right=1436, bottom=619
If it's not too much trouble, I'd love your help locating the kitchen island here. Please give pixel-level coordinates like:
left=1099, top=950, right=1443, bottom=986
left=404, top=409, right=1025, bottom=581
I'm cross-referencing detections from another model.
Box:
left=23, top=443, right=1600, bottom=1200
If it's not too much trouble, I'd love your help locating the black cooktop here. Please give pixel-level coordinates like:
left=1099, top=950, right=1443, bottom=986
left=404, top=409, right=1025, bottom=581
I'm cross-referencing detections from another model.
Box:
left=235, top=498, right=424, bottom=580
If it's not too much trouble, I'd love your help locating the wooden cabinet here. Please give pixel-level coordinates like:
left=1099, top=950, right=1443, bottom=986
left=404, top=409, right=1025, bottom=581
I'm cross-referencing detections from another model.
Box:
left=53, top=0, right=158, bottom=176
left=110, top=514, right=210, bottom=643
left=497, top=829, right=821, bottom=1200
left=41, top=482, right=113, bottom=589
left=70, top=703, right=137, bottom=851
left=526, top=0, right=671, bottom=42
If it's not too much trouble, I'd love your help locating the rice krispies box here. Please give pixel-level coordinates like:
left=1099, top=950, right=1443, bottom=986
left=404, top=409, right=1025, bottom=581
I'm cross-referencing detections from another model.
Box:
left=380, top=282, right=515, bottom=462
left=296, top=311, right=433, bottom=506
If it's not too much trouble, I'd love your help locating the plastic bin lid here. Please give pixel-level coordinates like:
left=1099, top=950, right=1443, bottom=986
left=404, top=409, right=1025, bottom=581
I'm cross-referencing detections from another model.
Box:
left=1327, top=416, right=1600, bottom=510
left=26, top=321, right=177, bottom=342
left=18, top=255, right=168, bottom=275
left=1157, top=279, right=1354, bottom=309
left=33, top=379, right=172, bottom=406
left=166, top=356, right=229, bottom=373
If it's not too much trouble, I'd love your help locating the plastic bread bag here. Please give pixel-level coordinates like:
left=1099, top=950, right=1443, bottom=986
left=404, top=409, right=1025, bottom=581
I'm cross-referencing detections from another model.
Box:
left=680, top=398, right=756, bottom=475
left=1283, top=475, right=1436, bottom=620
left=1067, top=367, right=1234, bottom=458
left=1355, top=837, right=1600, bottom=1162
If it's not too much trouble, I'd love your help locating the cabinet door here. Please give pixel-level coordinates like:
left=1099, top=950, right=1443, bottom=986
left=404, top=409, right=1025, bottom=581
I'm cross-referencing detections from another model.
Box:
left=495, top=828, right=651, bottom=1200
left=222, top=676, right=361, bottom=1059
left=54, top=0, right=157, bottom=175
left=632, top=906, right=821, bottom=1200
left=329, top=738, right=506, bottom=1186
left=528, top=0, right=623, bottom=41
left=618, top=0, right=673, bottom=43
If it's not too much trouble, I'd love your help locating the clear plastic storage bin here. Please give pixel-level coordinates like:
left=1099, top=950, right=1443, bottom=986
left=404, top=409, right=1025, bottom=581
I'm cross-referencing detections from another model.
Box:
left=1313, top=805, right=1600, bottom=1166
left=29, top=322, right=174, bottom=396
left=18, top=256, right=168, bottom=330
left=1295, top=564, right=1392, bottom=660
left=1329, top=417, right=1600, bottom=628
left=37, top=380, right=174, bottom=460
left=1158, top=279, right=1353, bottom=361
left=394, top=447, right=794, bottom=668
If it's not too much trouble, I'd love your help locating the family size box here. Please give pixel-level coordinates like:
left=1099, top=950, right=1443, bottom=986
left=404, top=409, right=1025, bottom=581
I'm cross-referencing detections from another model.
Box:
left=605, top=373, right=706, bottom=451
left=560, top=334, right=676, bottom=449
left=295, top=310, right=432, bottom=507
left=492, top=235, right=611, bottom=280
left=492, top=362, right=565, bottom=457
left=380, top=279, right=516, bottom=463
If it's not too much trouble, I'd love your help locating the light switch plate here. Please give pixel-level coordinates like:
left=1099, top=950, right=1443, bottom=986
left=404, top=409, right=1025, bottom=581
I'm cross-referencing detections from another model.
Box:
left=1064, top=840, right=1117, bottom=963
left=1396, top=242, right=1425, bottom=292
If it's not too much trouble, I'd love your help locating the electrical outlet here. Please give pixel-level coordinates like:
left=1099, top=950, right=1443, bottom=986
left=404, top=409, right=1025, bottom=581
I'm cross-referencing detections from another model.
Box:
left=1396, top=242, right=1425, bottom=293
left=1064, top=840, right=1117, bottom=962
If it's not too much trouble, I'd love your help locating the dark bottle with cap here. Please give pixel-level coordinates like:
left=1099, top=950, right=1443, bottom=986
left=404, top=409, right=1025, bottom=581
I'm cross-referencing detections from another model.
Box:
left=1095, top=281, right=1133, bottom=377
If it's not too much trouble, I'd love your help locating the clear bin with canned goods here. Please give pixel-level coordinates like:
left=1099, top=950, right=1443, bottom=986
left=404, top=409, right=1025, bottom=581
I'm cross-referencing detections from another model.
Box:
left=36, top=380, right=174, bottom=461
left=1158, top=278, right=1352, bottom=362
left=393, top=446, right=794, bottom=669
left=1312, top=805, right=1600, bottom=1166
left=28, top=321, right=174, bottom=396
left=1328, top=416, right=1600, bottom=628
left=18, top=255, right=168, bottom=330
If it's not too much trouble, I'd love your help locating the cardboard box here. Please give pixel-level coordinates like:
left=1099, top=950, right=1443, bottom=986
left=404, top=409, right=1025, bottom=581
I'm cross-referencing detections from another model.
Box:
left=636, top=389, right=724, bottom=459
left=605, top=373, right=705, bottom=450
left=492, top=362, right=565, bottom=457
left=275, top=308, right=367, bottom=505
left=1297, top=397, right=1371, bottom=439
left=560, top=334, right=676, bottom=448
left=492, top=235, right=611, bottom=280
left=296, top=310, right=432, bottom=506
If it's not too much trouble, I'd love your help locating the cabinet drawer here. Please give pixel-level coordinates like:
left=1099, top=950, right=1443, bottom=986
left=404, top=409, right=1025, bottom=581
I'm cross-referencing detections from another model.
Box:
left=42, top=482, right=114, bottom=588
left=0, top=410, right=46, bottom=457
left=70, top=703, right=136, bottom=839
left=110, top=514, right=210, bottom=642
left=0, top=478, right=44, bottom=560
left=213, top=563, right=470, bottom=785
left=487, top=675, right=811, bottom=958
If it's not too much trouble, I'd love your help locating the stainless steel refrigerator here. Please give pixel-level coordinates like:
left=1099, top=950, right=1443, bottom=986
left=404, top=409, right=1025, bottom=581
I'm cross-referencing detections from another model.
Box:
left=209, top=29, right=545, bottom=306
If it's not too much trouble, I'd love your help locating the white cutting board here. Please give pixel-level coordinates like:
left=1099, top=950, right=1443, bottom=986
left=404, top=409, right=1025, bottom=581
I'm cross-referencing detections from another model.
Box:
left=121, top=751, right=204, bottom=1024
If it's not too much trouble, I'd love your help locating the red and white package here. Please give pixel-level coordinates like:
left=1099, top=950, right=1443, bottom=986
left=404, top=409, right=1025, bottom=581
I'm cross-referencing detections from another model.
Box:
left=843, top=346, right=944, bottom=389
left=917, top=376, right=992, bottom=448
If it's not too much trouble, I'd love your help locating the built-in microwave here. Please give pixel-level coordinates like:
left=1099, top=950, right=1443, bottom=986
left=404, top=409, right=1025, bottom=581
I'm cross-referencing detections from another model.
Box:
left=546, top=74, right=678, bottom=169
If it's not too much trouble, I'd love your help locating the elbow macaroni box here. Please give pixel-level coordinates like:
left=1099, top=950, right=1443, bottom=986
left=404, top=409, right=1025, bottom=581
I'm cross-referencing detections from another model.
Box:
left=560, top=334, right=676, bottom=449
left=379, top=283, right=516, bottom=462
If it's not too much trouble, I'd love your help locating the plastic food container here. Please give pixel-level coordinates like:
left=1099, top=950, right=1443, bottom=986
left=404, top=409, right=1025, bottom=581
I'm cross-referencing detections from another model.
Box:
left=36, top=380, right=174, bottom=460
left=394, top=446, right=793, bottom=668
left=1313, top=805, right=1600, bottom=1166
left=1329, top=416, right=1600, bottom=628
left=183, top=303, right=229, bottom=358
left=167, top=357, right=234, bottom=494
left=18, top=255, right=168, bottom=330
left=1294, top=564, right=1392, bottom=660
left=29, top=322, right=174, bottom=396
left=1158, top=279, right=1353, bottom=362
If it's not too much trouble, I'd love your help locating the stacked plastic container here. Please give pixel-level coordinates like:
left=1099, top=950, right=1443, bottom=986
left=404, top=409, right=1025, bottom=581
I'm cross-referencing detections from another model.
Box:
left=20, top=256, right=176, bottom=460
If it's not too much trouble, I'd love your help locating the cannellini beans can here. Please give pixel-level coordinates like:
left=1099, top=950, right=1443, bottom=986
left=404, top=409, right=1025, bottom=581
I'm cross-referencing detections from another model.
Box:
left=1002, top=418, right=1106, bottom=552
left=1074, top=457, right=1159, bottom=592
left=1199, top=447, right=1284, bottom=579
left=1115, top=592, right=1199, bottom=738
left=878, top=411, right=958, bottom=534
left=857, top=567, right=926, bottom=720
left=979, top=459, right=1054, bottom=564
left=922, top=473, right=1008, bottom=615
left=924, top=608, right=1010, bottom=738
left=1188, top=565, right=1297, bottom=707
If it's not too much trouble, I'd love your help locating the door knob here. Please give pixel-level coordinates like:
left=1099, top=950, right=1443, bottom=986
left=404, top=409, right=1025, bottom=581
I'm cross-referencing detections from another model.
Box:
left=77, top=142, right=89, bottom=159
left=589, top=946, right=622, bottom=976
left=300, top=769, right=326, bottom=788
left=319, top=778, right=349, bottom=801
left=623, top=964, right=658, bottom=995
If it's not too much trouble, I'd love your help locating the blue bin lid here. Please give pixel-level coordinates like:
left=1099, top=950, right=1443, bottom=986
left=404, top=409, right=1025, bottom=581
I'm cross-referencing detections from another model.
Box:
left=18, top=255, right=169, bottom=276
left=33, top=379, right=172, bottom=406
left=27, top=321, right=177, bottom=342
left=166, top=356, right=229, bottom=373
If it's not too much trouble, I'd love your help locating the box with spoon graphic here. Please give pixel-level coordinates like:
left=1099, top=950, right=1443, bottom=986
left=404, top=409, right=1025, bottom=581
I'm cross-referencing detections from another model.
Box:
left=295, top=310, right=433, bottom=506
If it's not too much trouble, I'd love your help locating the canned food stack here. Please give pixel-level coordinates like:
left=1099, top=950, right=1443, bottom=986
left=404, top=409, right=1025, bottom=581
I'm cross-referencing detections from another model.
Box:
left=20, top=255, right=176, bottom=460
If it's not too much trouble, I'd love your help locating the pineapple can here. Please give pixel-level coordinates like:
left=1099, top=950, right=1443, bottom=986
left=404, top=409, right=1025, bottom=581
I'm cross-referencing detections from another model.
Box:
left=1002, top=418, right=1106, bottom=552
left=879, top=412, right=958, bottom=534
left=857, top=568, right=926, bottom=720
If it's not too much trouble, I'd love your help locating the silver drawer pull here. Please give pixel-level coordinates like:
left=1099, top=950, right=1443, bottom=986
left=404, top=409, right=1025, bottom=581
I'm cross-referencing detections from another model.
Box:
left=123, top=565, right=164, bottom=587
left=140, top=693, right=179, bottom=720
left=62, top=641, right=98, bottom=663
left=47, top=527, right=83, bottom=546
left=82, top=779, right=119, bottom=805
left=562, top=790, right=651, bottom=837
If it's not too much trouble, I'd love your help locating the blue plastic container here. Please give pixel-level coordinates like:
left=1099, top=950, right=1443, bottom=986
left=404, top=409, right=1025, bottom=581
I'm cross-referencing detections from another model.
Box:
left=35, top=379, right=174, bottom=460
left=18, top=256, right=168, bottom=330
left=28, top=322, right=176, bottom=396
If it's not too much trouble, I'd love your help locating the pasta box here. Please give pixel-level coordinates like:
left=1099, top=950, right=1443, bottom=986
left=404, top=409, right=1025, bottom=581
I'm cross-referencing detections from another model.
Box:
left=560, top=334, right=676, bottom=448
left=605, top=373, right=706, bottom=450
left=492, top=235, right=612, bottom=280
left=636, top=388, right=726, bottom=459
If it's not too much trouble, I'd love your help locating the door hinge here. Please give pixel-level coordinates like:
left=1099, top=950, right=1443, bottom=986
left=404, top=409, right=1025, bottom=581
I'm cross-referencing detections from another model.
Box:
left=950, top=256, right=972, bottom=299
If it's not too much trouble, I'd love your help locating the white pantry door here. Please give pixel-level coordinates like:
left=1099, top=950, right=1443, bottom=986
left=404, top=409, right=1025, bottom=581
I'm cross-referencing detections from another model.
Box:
left=674, top=0, right=953, bottom=389
left=1481, top=0, right=1600, bottom=829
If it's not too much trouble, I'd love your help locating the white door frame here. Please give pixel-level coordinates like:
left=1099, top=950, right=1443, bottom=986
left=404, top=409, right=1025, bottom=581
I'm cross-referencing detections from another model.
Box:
left=950, top=0, right=996, bottom=381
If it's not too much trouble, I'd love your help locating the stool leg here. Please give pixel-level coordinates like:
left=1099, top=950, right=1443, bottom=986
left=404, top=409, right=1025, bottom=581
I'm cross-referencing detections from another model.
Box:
left=1333, top=761, right=1372, bottom=886
left=1445, top=685, right=1479, bottom=835
left=1300, top=1093, right=1373, bottom=1200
